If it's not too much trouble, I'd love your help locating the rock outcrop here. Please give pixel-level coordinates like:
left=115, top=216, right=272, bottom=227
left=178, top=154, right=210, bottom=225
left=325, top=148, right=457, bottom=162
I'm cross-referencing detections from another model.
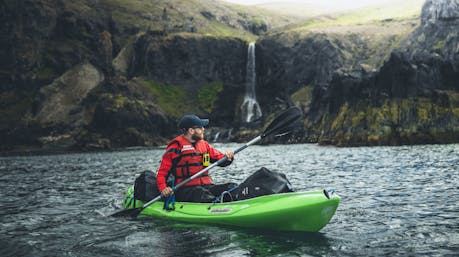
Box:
left=130, top=33, right=246, bottom=95
left=301, top=0, right=459, bottom=145
left=422, top=0, right=459, bottom=22
left=33, top=63, right=104, bottom=125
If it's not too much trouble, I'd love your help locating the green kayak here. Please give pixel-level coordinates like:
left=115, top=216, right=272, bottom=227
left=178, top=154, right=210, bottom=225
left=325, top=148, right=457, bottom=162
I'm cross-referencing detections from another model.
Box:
left=123, top=186, right=340, bottom=232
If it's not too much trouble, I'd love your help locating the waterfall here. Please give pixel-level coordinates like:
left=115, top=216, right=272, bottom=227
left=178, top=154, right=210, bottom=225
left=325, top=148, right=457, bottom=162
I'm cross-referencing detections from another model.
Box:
left=240, top=42, right=262, bottom=123
left=227, top=128, right=233, bottom=140
left=213, top=132, right=220, bottom=142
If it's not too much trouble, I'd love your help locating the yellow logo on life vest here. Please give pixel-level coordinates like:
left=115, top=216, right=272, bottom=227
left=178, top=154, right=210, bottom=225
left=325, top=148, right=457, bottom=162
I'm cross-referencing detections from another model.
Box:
left=202, top=153, right=210, bottom=166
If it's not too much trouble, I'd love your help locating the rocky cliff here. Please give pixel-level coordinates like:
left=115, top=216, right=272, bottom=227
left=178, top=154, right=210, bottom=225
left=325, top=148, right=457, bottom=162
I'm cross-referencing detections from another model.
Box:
left=294, top=0, right=459, bottom=145
left=1, top=0, right=458, bottom=153
left=0, top=0, right=283, bottom=152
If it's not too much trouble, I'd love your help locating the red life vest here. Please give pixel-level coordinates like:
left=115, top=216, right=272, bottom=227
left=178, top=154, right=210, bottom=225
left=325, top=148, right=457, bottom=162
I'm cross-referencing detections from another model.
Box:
left=169, top=136, right=213, bottom=187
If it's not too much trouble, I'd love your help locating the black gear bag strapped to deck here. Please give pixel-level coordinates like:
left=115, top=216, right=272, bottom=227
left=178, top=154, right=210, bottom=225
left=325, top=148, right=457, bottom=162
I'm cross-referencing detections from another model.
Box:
left=235, top=167, right=294, bottom=200
left=134, top=170, right=161, bottom=202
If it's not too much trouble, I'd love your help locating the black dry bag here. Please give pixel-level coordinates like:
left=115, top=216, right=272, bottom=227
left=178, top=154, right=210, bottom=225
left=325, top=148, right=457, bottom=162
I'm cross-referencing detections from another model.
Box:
left=134, top=170, right=160, bottom=202
left=235, top=167, right=294, bottom=200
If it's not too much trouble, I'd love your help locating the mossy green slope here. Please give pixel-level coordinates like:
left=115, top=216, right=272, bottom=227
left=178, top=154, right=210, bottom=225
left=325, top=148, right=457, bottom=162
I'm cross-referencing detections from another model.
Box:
left=317, top=93, right=459, bottom=146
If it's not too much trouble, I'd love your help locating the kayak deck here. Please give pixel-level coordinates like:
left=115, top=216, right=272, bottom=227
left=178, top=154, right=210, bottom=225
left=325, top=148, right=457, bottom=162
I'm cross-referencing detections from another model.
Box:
left=123, top=187, right=340, bottom=232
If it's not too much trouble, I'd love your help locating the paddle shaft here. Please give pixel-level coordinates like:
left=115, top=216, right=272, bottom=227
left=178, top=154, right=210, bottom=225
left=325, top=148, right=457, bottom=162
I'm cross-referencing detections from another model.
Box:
left=139, top=135, right=263, bottom=211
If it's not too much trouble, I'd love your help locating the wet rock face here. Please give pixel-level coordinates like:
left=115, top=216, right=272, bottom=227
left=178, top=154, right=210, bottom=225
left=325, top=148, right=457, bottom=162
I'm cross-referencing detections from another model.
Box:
left=33, top=63, right=104, bottom=125
left=0, top=0, right=58, bottom=89
left=376, top=2, right=459, bottom=99
left=422, top=0, right=459, bottom=23
left=256, top=34, right=347, bottom=116
left=131, top=33, right=247, bottom=90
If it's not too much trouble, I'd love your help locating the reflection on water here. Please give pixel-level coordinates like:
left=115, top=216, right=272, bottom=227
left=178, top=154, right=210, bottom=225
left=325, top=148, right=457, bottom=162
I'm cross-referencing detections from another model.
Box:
left=0, top=144, right=458, bottom=256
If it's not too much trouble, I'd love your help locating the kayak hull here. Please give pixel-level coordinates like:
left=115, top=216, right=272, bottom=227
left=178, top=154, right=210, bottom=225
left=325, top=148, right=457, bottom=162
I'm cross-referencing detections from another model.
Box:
left=123, top=187, right=340, bottom=232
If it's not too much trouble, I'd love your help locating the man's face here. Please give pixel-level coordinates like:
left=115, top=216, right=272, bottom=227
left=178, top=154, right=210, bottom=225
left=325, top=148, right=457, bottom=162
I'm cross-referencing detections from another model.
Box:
left=190, top=126, right=205, bottom=141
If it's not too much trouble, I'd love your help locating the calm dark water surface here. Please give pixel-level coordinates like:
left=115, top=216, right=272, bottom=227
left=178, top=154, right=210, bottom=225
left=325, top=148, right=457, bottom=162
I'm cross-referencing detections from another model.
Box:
left=1, top=143, right=458, bottom=256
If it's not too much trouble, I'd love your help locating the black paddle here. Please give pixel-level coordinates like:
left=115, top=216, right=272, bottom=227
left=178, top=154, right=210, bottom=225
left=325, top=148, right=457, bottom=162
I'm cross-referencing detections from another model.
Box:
left=110, top=106, right=302, bottom=218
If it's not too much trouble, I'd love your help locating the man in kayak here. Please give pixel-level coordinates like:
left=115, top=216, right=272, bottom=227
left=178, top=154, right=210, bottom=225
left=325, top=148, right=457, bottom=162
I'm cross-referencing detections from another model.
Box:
left=156, top=114, right=236, bottom=203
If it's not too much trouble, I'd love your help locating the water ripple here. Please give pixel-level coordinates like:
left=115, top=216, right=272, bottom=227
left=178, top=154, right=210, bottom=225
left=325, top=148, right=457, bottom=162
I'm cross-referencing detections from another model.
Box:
left=0, top=144, right=458, bottom=256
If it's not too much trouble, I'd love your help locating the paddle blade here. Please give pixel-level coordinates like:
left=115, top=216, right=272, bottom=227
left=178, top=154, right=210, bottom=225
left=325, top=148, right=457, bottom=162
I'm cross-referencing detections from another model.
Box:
left=262, top=106, right=303, bottom=138
left=110, top=207, right=143, bottom=218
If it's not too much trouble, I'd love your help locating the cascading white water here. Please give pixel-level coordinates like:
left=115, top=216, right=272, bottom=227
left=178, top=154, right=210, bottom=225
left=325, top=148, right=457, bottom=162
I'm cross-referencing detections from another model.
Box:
left=240, top=42, right=262, bottom=123
left=212, top=132, right=220, bottom=142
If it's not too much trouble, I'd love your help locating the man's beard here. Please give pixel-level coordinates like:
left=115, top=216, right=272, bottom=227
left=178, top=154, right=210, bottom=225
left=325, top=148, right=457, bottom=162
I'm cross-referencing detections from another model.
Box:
left=192, top=134, right=203, bottom=141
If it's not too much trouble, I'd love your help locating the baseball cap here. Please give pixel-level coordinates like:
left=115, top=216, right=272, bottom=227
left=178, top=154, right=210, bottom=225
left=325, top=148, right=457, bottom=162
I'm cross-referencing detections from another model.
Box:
left=178, top=114, right=209, bottom=130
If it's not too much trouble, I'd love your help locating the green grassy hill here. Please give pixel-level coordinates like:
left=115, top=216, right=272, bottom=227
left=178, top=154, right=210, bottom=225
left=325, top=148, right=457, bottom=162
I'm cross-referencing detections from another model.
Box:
left=260, top=0, right=424, bottom=71
left=263, top=0, right=424, bottom=36
left=82, top=0, right=301, bottom=43
left=255, top=0, right=424, bottom=20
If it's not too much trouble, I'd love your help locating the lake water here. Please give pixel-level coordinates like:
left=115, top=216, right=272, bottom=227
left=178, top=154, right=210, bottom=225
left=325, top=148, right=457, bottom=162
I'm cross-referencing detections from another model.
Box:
left=1, top=143, right=458, bottom=256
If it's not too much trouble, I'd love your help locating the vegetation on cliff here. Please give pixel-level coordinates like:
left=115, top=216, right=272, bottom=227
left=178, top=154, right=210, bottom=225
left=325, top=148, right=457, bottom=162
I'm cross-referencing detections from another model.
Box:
left=321, top=95, right=459, bottom=146
left=198, top=82, right=224, bottom=113
left=139, top=78, right=191, bottom=117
